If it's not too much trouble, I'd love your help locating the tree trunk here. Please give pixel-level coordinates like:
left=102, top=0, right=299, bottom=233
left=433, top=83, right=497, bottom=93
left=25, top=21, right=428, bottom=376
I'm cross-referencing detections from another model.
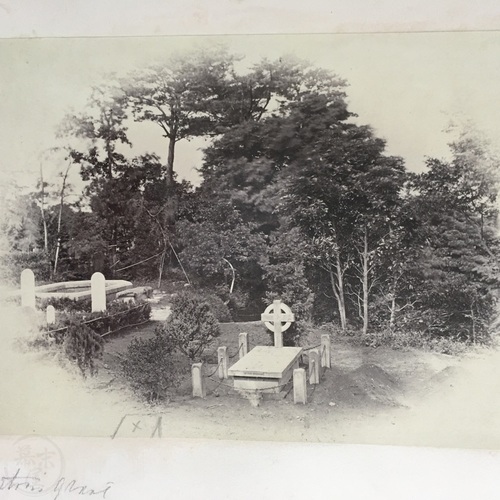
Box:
left=362, top=227, right=369, bottom=335
left=329, top=253, right=347, bottom=331
left=164, top=135, right=178, bottom=235
left=166, top=135, right=176, bottom=189
left=39, top=162, right=49, bottom=253
left=53, top=161, right=72, bottom=278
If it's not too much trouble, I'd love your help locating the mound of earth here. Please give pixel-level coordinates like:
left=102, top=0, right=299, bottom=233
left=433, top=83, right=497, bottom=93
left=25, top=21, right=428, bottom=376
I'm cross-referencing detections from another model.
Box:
left=317, top=363, right=402, bottom=407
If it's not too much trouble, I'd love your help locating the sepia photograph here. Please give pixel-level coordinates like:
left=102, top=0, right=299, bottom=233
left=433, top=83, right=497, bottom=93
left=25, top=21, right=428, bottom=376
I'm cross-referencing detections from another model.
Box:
left=2, top=28, right=500, bottom=497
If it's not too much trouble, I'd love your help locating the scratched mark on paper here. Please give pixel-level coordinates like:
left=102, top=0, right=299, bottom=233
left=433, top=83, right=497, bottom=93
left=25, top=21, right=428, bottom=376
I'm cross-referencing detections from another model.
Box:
left=111, top=415, right=162, bottom=439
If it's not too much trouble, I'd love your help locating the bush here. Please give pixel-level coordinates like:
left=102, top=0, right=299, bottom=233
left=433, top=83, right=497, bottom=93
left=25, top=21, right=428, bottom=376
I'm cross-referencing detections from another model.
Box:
left=63, top=321, right=104, bottom=377
left=157, top=290, right=220, bottom=361
left=41, top=300, right=151, bottom=342
left=334, top=325, right=470, bottom=355
left=198, top=290, right=232, bottom=322
left=38, top=296, right=91, bottom=313
left=0, top=251, right=52, bottom=285
left=121, top=330, right=184, bottom=402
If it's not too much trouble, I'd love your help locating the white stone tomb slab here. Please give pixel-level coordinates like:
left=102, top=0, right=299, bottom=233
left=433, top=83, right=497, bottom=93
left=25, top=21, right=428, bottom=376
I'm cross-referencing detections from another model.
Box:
left=228, top=346, right=303, bottom=393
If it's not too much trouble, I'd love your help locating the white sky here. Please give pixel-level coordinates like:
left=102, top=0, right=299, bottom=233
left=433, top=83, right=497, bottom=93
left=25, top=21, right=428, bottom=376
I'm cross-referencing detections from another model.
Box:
left=1, top=32, right=500, bottom=190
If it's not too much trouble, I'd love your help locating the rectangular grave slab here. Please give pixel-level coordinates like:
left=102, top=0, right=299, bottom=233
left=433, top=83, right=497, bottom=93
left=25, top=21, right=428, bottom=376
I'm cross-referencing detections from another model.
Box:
left=228, top=346, right=303, bottom=393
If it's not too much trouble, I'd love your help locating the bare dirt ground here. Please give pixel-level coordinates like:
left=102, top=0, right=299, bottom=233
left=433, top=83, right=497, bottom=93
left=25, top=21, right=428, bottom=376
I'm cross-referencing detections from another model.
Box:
left=1, top=299, right=500, bottom=450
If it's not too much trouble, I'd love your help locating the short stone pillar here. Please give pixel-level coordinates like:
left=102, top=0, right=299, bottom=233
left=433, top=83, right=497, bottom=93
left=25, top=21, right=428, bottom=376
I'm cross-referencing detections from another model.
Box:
left=192, top=363, right=206, bottom=398
left=46, top=305, right=56, bottom=325
left=293, top=368, right=307, bottom=404
left=21, top=269, right=36, bottom=310
left=238, top=332, right=248, bottom=359
left=91, top=272, right=106, bottom=313
left=321, top=334, right=331, bottom=368
left=217, top=346, right=229, bottom=379
left=308, top=349, right=320, bottom=385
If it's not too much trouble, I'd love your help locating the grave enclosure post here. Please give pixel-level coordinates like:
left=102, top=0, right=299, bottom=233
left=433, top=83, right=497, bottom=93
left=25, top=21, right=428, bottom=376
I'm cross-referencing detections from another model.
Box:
left=309, top=349, right=320, bottom=385
left=217, top=346, right=229, bottom=379
left=321, top=334, right=331, bottom=368
left=238, top=332, right=248, bottom=359
left=293, top=368, right=307, bottom=404
left=192, top=363, right=206, bottom=398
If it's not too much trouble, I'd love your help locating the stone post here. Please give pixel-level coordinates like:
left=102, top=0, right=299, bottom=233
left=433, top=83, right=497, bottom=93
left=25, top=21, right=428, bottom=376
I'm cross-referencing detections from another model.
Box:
left=46, top=305, right=56, bottom=325
left=217, top=346, right=229, bottom=379
left=309, top=349, right=320, bottom=385
left=238, top=332, right=248, bottom=359
left=192, top=363, right=206, bottom=398
left=21, top=269, right=36, bottom=310
left=293, top=368, right=307, bottom=404
left=320, top=334, right=331, bottom=369
left=91, top=272, right=106, bottom=313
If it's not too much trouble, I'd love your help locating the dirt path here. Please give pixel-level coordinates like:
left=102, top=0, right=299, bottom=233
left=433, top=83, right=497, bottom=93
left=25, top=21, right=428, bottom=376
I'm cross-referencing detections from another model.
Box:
left=1, top=303, right=499, bottom=450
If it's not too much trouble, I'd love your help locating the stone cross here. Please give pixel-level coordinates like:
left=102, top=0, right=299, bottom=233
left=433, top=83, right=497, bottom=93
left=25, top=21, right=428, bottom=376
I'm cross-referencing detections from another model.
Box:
left=261, top=299, right=295, bottom=348
left=21, top=268, right=36, bottom=310
left=91, top=272, right=106, bottom=312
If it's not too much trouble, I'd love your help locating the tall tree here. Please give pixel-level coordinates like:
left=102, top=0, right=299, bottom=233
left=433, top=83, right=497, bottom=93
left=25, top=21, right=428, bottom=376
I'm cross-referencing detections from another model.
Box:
left=284, top=123, right=406, bottom=331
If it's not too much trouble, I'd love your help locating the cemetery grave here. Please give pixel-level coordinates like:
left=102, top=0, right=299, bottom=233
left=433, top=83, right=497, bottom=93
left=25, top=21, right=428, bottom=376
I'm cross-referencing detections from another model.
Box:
left=9, top=268, right=460, bottom=416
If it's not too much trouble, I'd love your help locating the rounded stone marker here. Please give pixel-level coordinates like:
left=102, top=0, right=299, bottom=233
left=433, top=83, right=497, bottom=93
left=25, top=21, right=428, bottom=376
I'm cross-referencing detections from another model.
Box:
left=46, top=305, right=56, bottom=325
left=91, top=272, right=106, bottom=312
left=21, top=268, right=36, bottom=310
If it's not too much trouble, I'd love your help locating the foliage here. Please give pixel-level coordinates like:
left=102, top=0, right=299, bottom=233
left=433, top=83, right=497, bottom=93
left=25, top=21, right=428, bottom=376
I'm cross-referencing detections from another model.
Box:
left=37, top=296, right=91, bottom=312
left=121, top=329, right=184, bottom=402
left=63, top=321, right=104, bottom=377
left=156, top=290, right=220, bottom=361
left=8, top=48, right=500, bottom=350
left=41, top=300, right=152, bottom=342
left=0, top=250, right=52, bottom=285
left=196, top=290, right=233, bottom=322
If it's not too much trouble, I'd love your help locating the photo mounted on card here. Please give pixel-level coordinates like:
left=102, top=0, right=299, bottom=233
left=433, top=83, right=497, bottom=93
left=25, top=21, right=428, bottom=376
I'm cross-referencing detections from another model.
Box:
left=1, top=32, right=500, bottom=449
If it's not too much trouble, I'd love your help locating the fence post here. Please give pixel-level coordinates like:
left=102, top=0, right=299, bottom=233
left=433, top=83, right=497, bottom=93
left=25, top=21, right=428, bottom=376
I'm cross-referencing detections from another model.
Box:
left=293, top=368, right=307, bottom=404
left=321, top=334, right=331, bottom=369
left=192, top=362, right=206, bottom=398
left=21, top=268, right=36, bottom=310
left=238, top=332, right=248, bottom=359
left=217, top=346, right=229, bottom=379
left=309, top=349, right=320, bottom=385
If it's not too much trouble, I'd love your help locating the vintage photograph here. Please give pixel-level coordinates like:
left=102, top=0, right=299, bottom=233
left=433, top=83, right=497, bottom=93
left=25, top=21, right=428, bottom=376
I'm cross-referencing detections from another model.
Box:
left=2, top=32, right=500, bottom=450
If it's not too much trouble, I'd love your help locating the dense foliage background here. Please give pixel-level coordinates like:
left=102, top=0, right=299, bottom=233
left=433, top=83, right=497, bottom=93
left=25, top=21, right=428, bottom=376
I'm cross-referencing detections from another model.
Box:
left=3, top=47, right=500, bottom=344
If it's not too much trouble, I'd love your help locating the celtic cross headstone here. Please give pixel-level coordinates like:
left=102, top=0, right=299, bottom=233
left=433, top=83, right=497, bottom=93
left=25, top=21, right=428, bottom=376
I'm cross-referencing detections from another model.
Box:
left=261, top=299, right=295, bottom=348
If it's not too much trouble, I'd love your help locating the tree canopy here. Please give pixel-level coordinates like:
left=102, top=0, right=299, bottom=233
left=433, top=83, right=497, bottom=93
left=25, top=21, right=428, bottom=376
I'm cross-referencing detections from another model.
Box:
left=6, top=47, right=500, bottom=346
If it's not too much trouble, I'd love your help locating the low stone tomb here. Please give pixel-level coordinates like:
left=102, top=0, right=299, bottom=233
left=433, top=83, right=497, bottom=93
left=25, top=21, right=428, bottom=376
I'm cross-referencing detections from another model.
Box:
left=228, top=345, right=303, bottom=393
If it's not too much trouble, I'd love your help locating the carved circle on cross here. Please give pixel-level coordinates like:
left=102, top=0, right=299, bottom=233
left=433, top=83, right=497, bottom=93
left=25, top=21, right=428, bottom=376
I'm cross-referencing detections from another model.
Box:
left=262, top=300, right=295, bottom=333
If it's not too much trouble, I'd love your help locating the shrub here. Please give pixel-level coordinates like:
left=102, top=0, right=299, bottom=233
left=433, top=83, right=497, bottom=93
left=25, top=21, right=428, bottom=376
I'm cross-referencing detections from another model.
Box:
left=63, top=321, right=104, bottom=377
left=121, top=330, right=183, bottom=402
left=41, top=300, right=151, bottom=341
left=157, top=290, right=220, bottom=361
left=198, top=290, right=232, bottom=322
left=38, top=296, right=91, bottom=313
